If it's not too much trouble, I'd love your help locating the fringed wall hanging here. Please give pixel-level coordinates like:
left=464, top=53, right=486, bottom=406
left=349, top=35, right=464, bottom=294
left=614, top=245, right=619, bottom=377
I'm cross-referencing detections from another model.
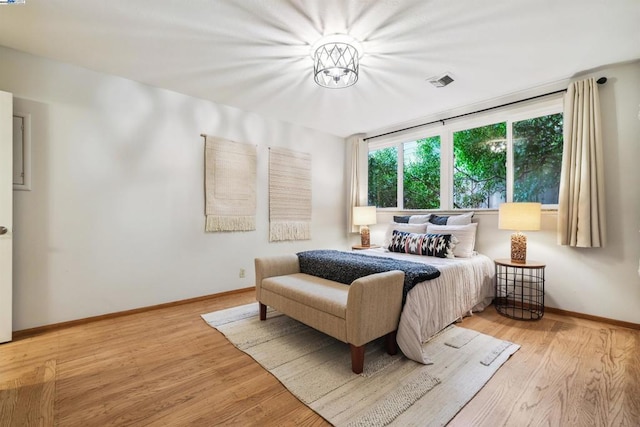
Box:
left=203, top=135, right=257, bottom=232
left=268, top=147, right=312, bottom=241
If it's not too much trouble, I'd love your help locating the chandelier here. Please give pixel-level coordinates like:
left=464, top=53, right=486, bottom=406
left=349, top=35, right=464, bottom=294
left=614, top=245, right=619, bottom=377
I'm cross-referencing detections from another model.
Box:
left=311, top=34, right=363, bottom=89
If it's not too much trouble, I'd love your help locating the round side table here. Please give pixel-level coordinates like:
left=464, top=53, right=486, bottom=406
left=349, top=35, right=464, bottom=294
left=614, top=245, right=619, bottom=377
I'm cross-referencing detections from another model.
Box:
left=494, top=258, right=545, bottom=320
left=351, top=244, right=381, bottom=250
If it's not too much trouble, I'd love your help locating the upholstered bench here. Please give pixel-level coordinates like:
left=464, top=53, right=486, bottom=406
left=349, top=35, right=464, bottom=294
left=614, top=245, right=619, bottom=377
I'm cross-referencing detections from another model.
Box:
left=255, top=254, right=405, bottom=374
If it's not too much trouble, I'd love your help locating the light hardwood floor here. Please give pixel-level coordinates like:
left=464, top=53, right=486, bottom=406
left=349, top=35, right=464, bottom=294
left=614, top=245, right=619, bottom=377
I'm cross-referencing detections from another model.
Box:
left=1, top=290, right=639, bottom=426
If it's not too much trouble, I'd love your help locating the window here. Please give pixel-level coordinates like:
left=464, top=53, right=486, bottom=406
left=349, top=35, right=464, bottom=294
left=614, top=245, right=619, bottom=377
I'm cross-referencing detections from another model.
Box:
left=453, top=123, right=506, bottom=209
left=368, top=146, right=397, bottom=208
left=404, top=137, right=440, bottom=209
left=367, top=98, right=563, bottom=210
left=512, top=113, right=563, bottom=204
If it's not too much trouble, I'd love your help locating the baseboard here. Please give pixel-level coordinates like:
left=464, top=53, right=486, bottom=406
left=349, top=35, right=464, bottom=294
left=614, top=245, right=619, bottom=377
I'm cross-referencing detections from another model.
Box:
left=13, top=287, right=255, bottom=340
left=545, top=306, right=640, bottom=330
left=14, top=289, right=638, bottom=340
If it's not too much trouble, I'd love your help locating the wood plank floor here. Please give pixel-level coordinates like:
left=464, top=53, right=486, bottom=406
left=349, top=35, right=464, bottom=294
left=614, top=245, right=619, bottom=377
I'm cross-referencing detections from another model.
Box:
left=1, top=290, right=639, bottom=426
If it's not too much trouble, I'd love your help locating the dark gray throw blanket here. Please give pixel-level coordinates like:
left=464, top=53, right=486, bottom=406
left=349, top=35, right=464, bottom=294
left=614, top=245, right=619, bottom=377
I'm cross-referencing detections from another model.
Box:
left=297, top=250, right=441, bottom=305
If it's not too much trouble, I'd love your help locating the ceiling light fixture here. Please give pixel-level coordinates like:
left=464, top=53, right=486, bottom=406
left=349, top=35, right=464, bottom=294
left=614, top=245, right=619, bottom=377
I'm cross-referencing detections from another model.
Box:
left=311, top=34, right=363, bottom=89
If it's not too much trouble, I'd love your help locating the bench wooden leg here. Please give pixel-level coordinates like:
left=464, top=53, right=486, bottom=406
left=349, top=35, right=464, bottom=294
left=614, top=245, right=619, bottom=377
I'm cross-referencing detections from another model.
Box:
left=259, top=303, right=267, bottom=321
left=350, top=344, right=365, bottom=374
left=385, top=330, right=398, bottom=355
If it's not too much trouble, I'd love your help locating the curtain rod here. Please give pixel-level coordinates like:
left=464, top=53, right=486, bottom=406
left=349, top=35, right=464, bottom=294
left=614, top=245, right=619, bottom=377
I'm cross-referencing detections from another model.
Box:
left=364, top=77, right=607, bottom=141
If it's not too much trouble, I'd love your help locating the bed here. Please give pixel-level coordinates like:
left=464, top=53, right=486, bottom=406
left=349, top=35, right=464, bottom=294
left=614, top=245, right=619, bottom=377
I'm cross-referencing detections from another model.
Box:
left=349, top=212, right=495, bottom=364
left=356, top=247, right=494, bottom=364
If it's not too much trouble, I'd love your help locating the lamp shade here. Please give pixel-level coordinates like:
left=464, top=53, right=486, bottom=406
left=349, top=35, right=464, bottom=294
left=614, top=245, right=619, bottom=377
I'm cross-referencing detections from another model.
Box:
left=498, top=202, right=541, bottom=231
left=353, top=206, right=377, bottom=226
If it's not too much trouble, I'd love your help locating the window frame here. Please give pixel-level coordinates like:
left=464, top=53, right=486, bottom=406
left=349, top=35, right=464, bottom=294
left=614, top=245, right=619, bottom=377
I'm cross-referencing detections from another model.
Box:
left=367, top=96, right=563, bottom=211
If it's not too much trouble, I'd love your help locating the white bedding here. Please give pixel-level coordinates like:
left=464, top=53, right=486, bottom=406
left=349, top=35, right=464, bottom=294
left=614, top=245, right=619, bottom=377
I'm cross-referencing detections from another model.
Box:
left=358, top=248, right=495, bottom=364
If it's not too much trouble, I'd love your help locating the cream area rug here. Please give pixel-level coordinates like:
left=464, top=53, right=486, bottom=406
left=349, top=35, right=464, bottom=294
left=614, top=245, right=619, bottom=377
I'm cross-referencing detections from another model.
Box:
left=202, top=304, right=520, bottom=427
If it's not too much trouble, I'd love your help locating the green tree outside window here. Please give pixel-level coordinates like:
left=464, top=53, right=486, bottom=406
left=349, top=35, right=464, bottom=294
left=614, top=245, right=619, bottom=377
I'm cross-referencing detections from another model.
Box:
left=367, top=112, right=563, bottom=209
left=404, top=137, right=440, bottom=209
left=513, top=114, right=563, bottom=204
left=368, top=147, right=397, bottom=207
left=453, top=123, right=507, bottom=209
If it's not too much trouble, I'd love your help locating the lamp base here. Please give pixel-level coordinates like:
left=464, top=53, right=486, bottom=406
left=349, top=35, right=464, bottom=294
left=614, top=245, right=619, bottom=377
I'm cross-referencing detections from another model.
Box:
left=510, top=232, right=527, bottom=264
left=360, top=225, right=370, bottom=247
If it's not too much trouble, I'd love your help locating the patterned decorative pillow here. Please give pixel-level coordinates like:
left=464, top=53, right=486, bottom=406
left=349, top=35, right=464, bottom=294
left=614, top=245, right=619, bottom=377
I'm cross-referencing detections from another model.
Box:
left=383, top=222, right=428, bottom=248
left=387, top=230, right=456, bottom=258
left=426, top=223, right=478, bottom=258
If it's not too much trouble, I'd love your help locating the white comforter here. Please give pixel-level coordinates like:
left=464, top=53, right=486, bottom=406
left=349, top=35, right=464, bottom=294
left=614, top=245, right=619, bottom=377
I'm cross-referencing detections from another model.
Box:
left=358, top=248, right=495, bottom=364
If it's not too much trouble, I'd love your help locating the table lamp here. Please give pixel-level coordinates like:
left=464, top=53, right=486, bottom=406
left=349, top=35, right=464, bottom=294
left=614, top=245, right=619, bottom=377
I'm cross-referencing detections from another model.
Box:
left=498, top=202, right=541, bottom=263
left=353, top=206, right=377, bottom=247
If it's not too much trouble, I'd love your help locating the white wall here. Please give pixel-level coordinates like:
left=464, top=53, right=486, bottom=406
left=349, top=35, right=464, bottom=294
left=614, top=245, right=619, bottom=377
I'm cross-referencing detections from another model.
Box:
left=0, top=46, right=348, bottom=331
left=3, top=44, right=638, bottom=330
left=367, top=61, right=640, bottom=324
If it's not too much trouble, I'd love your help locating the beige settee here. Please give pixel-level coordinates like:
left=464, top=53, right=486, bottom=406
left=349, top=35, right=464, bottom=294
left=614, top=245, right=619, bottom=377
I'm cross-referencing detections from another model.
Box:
left=255, top=254, right=405, bottom=374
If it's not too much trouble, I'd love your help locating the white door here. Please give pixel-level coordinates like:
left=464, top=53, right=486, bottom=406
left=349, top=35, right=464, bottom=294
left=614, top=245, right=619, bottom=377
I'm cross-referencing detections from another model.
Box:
left=0, top=90, right=13, bottom=343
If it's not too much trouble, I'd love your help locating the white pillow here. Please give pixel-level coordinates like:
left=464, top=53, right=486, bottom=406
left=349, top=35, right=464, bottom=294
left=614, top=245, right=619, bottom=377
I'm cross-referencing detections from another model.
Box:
left=428, top=211, right=474, bottom=225
left=426, top=223, right=478, bottom=258
left=383, top=222, right=428, bottom=249
left=447, top=211, right=474, bottom=225
left=408, top=214, right=432, bottom=224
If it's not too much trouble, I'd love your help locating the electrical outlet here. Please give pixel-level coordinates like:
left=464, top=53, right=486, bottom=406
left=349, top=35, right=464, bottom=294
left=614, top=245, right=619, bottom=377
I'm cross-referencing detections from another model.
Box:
left=239, top=268, right=245, bottom=278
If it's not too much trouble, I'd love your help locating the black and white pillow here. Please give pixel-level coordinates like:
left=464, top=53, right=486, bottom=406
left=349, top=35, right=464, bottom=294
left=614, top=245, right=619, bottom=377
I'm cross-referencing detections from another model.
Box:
left=383, top=222, right=428, bottom=248
left=387, top=230, right=456, bottom=258
left=426, top=223, right=478, bottom=258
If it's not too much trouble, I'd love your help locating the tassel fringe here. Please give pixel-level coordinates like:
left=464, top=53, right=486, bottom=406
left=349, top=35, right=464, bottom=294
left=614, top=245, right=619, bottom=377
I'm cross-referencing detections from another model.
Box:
left=269, top=221, right=311, bottom=242
left=206, top=215, right=256, bottom=232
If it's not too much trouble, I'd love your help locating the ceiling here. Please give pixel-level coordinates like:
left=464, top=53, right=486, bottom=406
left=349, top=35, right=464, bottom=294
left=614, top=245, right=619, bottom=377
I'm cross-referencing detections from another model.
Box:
left=0, top=0, right=639, bottom=138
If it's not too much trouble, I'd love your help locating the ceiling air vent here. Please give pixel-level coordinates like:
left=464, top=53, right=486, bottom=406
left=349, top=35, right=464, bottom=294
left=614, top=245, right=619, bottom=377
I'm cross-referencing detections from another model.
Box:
left=428, top=73, right=454, bottom=88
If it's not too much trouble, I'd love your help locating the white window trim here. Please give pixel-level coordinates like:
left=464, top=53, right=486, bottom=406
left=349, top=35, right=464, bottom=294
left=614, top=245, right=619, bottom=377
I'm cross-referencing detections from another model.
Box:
left=397, top=143, right=404, bottom=210
left=367, top=95, right=563, bottom=210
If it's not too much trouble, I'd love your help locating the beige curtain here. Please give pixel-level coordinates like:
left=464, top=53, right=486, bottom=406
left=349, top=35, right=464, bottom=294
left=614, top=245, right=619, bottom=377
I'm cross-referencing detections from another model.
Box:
left=347, top=134, right=367, bottom=233
left=557, top=78, right=606, bottom=247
